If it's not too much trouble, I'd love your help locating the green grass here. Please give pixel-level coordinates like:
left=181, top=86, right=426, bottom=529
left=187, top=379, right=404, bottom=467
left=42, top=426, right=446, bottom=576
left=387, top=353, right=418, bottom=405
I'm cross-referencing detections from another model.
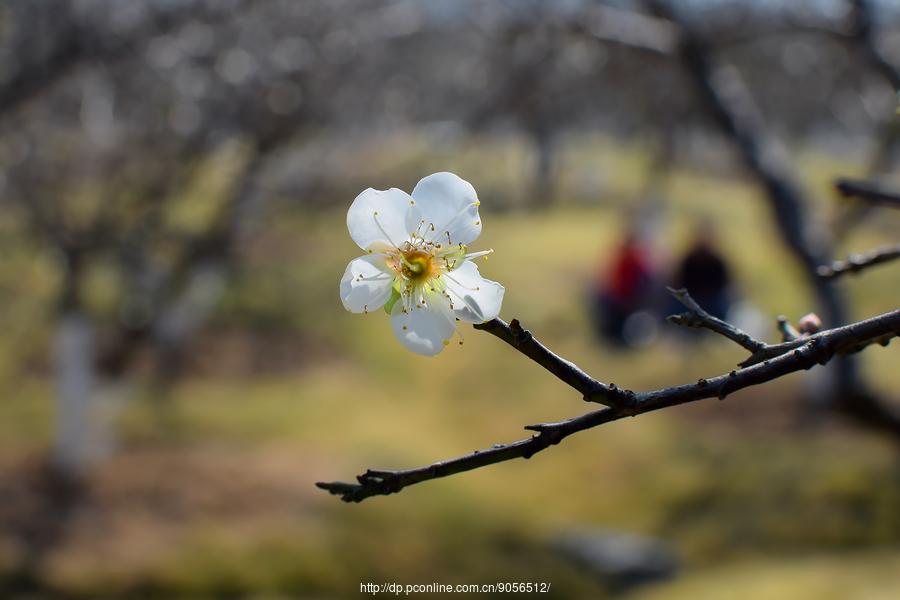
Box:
left=629, top=550, right=900, bottom=600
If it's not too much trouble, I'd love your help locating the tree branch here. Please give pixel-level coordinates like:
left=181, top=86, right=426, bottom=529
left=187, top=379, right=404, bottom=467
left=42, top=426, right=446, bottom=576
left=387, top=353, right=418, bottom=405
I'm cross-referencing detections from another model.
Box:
left=836, top=178, right=900, bottom=209
left=0, top=0, right=258, bottom=119
left=575, top=4, right=676, bottom=56
left=817, top=244, right=900, bottom=279
left=318, top=309, right=900, bottom=502
left=664, top=288, right=841, bottom=367
left=709, top=0, right=900, bottom=91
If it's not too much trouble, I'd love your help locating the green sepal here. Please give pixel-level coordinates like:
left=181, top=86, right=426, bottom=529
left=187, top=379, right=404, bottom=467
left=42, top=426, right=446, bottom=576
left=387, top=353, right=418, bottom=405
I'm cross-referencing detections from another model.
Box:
left=383, top=280, right=402, bottom=315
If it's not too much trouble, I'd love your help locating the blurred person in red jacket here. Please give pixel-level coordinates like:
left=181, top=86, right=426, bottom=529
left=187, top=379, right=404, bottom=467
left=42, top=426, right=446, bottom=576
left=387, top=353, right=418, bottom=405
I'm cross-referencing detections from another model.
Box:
left=592, top=226, right=658, bottom=347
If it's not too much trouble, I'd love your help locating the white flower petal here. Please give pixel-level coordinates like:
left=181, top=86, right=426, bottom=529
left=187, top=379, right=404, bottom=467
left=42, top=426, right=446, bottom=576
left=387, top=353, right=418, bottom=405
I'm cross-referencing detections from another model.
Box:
left=347, top=187, right=414, bottom=251
left=411, top=172, right=482, bottom=246
left=390, top=292, right=456, bottom=356
left=340, top=255, right=396, bottom=313
left=404, top=204, right=427, bottom=241
left=443, top=260, right=504, bottom=323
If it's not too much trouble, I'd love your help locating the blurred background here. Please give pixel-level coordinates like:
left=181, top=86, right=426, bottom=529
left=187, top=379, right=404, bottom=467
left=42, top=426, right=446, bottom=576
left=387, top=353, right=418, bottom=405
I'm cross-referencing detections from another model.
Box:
left=1, top=0, right=899, bottom=598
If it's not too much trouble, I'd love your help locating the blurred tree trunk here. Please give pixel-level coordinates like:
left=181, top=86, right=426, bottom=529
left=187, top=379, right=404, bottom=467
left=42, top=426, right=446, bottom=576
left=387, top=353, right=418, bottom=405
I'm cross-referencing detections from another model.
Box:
left=53, top=310, right=95, bottom=475
left=50, top=249, right=127, bottom=476
left=530, top=123, right=557, bottom=209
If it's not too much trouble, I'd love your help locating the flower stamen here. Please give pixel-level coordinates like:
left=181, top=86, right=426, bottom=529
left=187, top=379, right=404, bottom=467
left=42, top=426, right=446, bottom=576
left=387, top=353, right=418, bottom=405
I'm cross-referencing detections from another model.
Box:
left=430, top=201, right=480, bottom=242
left=356, top=272, right=393, bottom=283
left=464, top=249, right=493, bottom=261
left=444, top=272, right=480, bottom=292
left=372, top=210, right=403, bottom=249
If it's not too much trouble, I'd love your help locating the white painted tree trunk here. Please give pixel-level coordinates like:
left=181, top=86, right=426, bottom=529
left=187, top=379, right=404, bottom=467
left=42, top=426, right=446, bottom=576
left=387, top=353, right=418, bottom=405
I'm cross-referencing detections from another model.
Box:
left=53, top=312, right=132, bottom=476
left=53, top=311, right=96, bottom=475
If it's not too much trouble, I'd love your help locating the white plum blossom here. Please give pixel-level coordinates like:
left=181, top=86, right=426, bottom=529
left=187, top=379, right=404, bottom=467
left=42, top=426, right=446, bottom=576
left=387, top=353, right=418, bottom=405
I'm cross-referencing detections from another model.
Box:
left=340, top=172, right=505, bottom=356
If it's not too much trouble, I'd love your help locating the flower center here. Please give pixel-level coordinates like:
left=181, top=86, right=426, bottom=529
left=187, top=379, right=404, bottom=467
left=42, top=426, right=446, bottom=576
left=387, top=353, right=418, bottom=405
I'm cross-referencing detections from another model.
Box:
left=400, top=249, right=435, bottom=282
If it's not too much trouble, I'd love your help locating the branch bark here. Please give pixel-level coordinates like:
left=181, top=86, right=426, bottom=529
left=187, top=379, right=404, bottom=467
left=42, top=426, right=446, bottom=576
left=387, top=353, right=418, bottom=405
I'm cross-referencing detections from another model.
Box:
left=318, top=308, right=900, bottom=502
left=666, top=287, right=766, bottom=353
left=817, top=244, right=900, bottom=279
left=472, top=318, right=625, bottom=406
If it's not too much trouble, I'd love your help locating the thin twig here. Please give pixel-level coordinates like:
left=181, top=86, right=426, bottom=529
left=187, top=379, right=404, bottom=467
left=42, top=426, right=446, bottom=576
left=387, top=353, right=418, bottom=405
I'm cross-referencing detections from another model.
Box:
left=317, top=308, right=900, bottom=502
left=665, top=288, right=809, bottom=367
left=836, top=178, right=900, bottom=209
left=666, top=287, right=766, bottom=353
left=817, top=244, right=900, bottom=279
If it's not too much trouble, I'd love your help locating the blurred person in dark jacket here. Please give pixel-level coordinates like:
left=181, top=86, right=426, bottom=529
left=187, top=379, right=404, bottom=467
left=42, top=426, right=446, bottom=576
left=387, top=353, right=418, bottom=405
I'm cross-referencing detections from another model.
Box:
left=672, top=223, right=732, bottom=321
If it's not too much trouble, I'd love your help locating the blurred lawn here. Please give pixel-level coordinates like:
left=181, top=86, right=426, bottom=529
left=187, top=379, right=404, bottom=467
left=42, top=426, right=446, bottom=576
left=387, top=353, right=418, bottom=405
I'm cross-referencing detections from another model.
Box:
left=0, top=140, right=898, bottom=598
